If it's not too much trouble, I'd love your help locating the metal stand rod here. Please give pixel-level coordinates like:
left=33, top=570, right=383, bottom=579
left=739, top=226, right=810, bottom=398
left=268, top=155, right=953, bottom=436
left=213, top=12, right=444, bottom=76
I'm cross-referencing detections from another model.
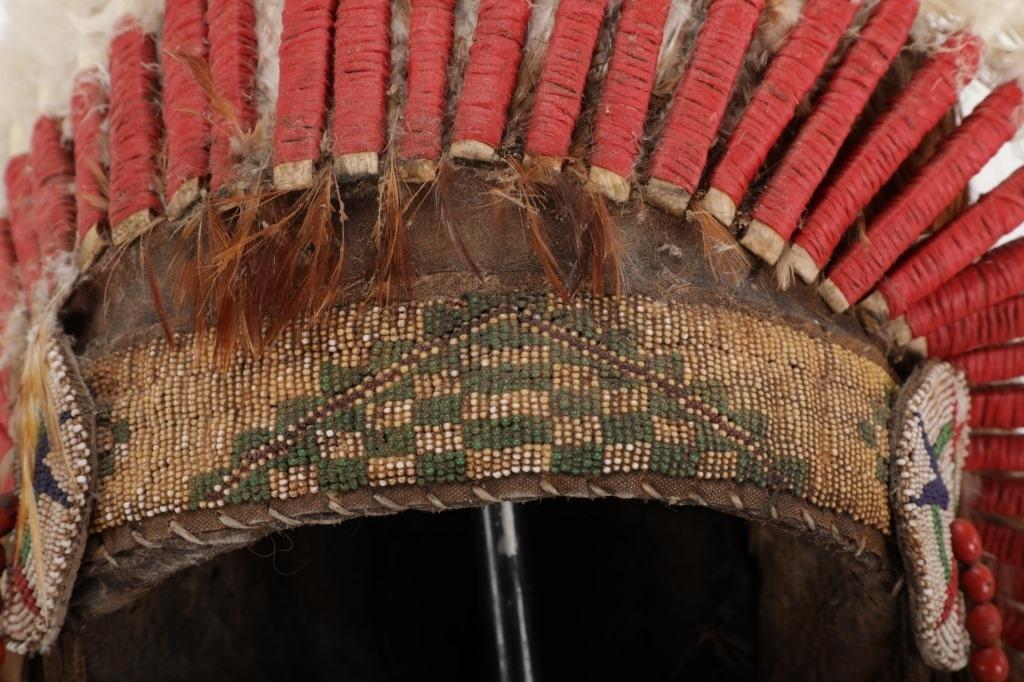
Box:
left=480, top=502, right=537, bottom=682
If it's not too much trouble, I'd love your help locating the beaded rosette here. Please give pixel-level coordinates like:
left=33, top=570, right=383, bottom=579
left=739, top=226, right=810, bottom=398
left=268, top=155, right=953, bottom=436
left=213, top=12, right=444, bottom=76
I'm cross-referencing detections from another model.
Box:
left=0, top=333, right=96, bottom=654
left=891, top=360, right=971, bottom=670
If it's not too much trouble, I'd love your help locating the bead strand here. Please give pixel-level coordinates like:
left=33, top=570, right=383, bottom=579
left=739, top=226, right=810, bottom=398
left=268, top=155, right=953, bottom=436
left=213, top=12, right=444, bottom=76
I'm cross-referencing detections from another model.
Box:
left=952, top=519, right=1009, bottom=681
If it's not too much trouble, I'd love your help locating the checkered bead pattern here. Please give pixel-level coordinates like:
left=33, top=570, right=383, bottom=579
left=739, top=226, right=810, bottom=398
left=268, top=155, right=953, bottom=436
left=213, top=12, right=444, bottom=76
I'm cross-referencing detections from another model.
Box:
left=83, top=294, right=896, bottom=534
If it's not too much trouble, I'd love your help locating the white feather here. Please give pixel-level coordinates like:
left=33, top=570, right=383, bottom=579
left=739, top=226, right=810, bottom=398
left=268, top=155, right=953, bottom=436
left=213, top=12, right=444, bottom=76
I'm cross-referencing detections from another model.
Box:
left=0, top=0, right=154, bottom=215
left=917, top=0, right=1024, bottom=85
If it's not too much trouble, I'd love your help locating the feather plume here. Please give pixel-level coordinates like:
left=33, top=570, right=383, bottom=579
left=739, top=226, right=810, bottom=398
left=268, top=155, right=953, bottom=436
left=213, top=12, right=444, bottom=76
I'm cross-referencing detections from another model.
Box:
left=491, top=158, right=570, bottom=300
left=175, top=166, right=346, bottom=363
left=775, top=245, right=798, bottom=290
left=372, top=154, right=414, bottom=303
left=433, top=159, right=483, bottom=281
left=554, top=163, right=622, bottom=297
left=689, top=206, right=751, bottom=288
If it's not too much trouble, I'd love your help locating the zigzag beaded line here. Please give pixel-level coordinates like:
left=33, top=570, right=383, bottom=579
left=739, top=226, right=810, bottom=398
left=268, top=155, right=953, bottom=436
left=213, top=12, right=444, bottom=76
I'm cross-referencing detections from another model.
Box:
left=821, top=81, right=1024, bottom=313
left=107, top=19, right=162, bottom=236
left=29, top=117, right=76, bottom=262
left=589, top=0, right=671, bottom=202
left=70, top=72, right=108, bottom=241
left=898, top=238, right=1024, bottom=345
left=646, top=0, right=763, bottom=215
left=524, top=0, right=608, bottom=165
left=952, top=344, right=1024, bottom=386
left=207, top=0, right=259, bottom=190
left=702, top=0, right=860, bottom=226
left=450, top=0, right=532, bottom=161
left=273, top=0, right=337, bottom=189
left=790, top=33, right=982, bottom=284
left=744, top=0, right=918, bottom=264
left=162, top=0, right=210, bottom=215
left=331, top=0, right=391, bottom=177
left=922, top=295, right=1024, bottom=359
left=3, top=156, right=37, bottom=297
left=398, top=0, right=456, bottom=180
left=876, top=165, right=1024, bottom=320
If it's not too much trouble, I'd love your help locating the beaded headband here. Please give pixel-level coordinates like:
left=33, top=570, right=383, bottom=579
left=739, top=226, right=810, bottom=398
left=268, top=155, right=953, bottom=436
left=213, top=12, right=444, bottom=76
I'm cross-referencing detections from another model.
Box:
left=0, top=0, right=1021, bottom=678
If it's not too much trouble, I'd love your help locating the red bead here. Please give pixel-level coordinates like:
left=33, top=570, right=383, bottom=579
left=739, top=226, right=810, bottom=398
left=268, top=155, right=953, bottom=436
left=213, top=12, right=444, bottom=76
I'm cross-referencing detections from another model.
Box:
left=967, top=602, right=1003, bottom=647
left=0, top=493, right=17, bottom=537
left=963, top=563, right=996, bottom=603
left=970, top=646, right=1009, bottom=682
left=952, top=519, right=983, bottom=565
left=0, top=640, right=7, bottom=667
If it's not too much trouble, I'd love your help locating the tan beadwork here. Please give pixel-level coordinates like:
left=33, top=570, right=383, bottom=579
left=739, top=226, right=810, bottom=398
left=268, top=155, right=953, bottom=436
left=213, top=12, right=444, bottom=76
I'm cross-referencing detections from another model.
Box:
left=83, top=294, right=896, bottom=534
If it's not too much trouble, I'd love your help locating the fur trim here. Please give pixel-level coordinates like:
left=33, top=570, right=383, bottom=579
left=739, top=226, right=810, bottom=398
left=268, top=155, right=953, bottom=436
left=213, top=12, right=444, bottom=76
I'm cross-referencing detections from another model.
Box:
left=0, top=300, right=28, bottom=374
left=445, top=0, right=482, bottom=140
left=756, top=0, right=805, bottom=57
left=654, top=0, right=698, bottom=97
left=388, top=1, right=412, bottom=134
left=503, top=0, right=559, bottom=147
left=254, top=0, right=285, bottom=134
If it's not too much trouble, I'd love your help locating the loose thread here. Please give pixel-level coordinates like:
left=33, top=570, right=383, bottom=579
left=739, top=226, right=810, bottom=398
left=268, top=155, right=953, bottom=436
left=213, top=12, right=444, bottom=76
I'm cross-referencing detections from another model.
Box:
left=208, top=0, right=259, bottom=190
